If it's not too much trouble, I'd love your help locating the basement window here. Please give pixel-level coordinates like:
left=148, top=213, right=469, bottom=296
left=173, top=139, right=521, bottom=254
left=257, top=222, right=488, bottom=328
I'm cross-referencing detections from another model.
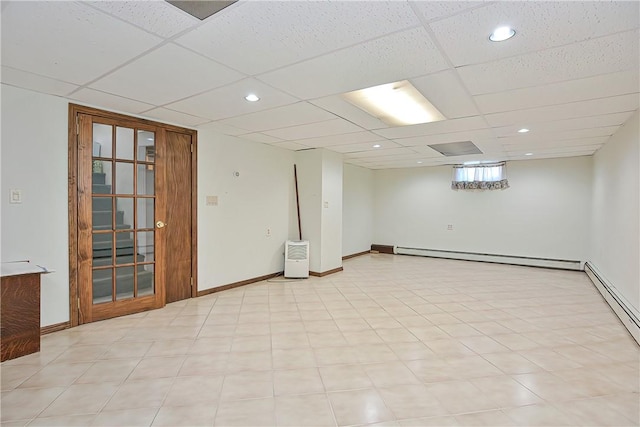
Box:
left=451, top=162, right=509, bottom=190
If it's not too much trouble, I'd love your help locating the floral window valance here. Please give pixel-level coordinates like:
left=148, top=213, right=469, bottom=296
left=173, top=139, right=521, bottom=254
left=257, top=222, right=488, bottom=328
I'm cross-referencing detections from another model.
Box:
left=451, top=162, right=509, bottom=190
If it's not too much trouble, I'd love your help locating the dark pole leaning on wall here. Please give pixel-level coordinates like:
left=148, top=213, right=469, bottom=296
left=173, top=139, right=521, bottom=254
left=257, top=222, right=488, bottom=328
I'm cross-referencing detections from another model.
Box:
left=294, top=164, right=302, bottom=241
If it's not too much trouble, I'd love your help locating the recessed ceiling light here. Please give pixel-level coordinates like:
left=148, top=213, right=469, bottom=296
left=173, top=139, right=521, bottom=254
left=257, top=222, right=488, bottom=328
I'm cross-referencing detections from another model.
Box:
left=525, top=153, right=533, bottom=156
left=245, top=94, right=260, bottom=102
left=372, top=144, right=382, bottom=148
left=489, top=26, right=516, bottom=42
left=343, top=80, right=446, bottom=126
left=518, top=128, right=530, bottom=133
left=417, top=161, right=423, bottom=164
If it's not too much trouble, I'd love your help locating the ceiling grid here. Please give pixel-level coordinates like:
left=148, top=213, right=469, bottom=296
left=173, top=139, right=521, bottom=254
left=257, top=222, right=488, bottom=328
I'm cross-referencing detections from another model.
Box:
left=1, top=0, right=637, bottom=169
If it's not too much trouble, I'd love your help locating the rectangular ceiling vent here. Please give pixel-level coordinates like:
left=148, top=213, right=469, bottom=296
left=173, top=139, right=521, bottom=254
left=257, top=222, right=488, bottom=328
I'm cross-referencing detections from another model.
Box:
left=428, top=141, right=483, bottom=157
left=166, top=1, right=237, bottom=20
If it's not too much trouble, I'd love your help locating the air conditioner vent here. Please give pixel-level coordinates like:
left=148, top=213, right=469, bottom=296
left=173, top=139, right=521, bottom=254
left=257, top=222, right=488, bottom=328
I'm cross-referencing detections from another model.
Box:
left=166, top=1, right=237, bottom=20
left=287, top=244, right=308, bottom=261
left=428, top=141, right=482, bottom=157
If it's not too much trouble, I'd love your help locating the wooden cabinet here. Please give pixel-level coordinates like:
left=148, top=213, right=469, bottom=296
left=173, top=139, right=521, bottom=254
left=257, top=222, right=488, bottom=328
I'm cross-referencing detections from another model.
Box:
left=1, top=272, right=42, bottom=362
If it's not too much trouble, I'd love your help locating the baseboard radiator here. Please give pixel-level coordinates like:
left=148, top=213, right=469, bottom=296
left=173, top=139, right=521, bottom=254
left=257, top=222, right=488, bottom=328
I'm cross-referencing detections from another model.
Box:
left=584, top=262, right=640, bottom=345
left=394, top=246, right=583, bottom=271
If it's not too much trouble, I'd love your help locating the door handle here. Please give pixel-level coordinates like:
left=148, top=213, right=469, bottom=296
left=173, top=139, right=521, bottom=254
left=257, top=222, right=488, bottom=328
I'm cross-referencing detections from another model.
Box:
left=156, top=220, right=166, bottom=229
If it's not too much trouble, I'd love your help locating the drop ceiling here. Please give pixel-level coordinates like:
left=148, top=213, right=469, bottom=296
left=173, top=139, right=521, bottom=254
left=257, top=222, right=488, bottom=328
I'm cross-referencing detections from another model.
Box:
left=1, top=1, right=638, bottom=169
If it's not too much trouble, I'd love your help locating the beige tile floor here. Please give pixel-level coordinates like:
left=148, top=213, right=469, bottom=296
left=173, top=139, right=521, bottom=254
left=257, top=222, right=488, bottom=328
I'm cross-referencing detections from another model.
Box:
left=1, top=254, right=639, bottom=426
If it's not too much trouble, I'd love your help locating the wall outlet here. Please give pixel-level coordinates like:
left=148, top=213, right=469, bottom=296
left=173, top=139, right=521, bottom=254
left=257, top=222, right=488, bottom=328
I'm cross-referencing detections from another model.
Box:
left=323, top=201, right=329, bottom=208
left=10, top=189, right=22, bottom=204
left=447, top=224, right=453, bottom=230
left=206, top=195, right=218, bottom=206
left=266, top=228, right=271, bottom=237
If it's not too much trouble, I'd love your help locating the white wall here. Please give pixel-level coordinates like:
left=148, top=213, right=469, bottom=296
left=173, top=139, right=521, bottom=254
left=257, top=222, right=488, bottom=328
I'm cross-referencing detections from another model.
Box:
left=343, top=164, right=373, bottom=257
left=373, top=156, right=592, bottom=261
left=590, top=111, right=639, bottom=314
left=0, top=84, right=299, bottom=324
left=1, top=85, right=70, bottom=326
left=197, top=129, right=297, bottom=290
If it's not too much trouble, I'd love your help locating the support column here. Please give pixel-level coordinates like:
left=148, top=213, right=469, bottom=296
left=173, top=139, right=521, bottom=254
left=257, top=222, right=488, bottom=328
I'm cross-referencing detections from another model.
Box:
left=294, top=149, right=343, bottom=275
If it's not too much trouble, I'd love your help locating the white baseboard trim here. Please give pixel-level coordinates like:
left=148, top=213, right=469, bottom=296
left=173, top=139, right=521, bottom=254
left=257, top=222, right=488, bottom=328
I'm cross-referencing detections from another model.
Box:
left=394, top=246, right=582, bottom=271
left=584, top=262, right=640, bottom=346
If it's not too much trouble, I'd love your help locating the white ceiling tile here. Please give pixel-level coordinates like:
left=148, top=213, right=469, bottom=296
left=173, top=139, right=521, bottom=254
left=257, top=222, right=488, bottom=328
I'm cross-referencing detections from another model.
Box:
left=344, top=158, right=375, bottom=165
left=360, top=157, right=436, bottom=166
left=430, top=2, right=639, bottom=67
left=1, top=66, right=78, bottom=96
left=485, top=94, right=638, bottom=127
left=217, top=102, right=336, bottom=132
left=143, top=108, right=209, bottom=127
left=393, top=129, right=495, bottom=147
left=457, top=30, right=639, bottom=95
left=166, top=78, right=299, bottom=121
left=70, top=88, right=155, bottom=114
left=502, top=136, right=610, bottom=150
left=296, top=131, right=388, bottom=148
left=345, top=147, right=419, bottom=159
left=1, top=1, right=162, bottom=84
left=401, top=145, right=444, bottom=157
left=90, top=43, right=243, bottom=105
left=355, top=164, right=385, bottom=169
left=263, top=118, right=364, bottom=141
left=506, top=146, right=602, bottom=157
left=411, top=2, right=487, bottom=23
left=309, top=96, right=389, bottom=130
left=509, top=152, right=600, bottom=161
left=508, top=152, right=594, bottom=162
left=175, top=1, right=419, bottom=75
left=87, top=0, right=199, bottom=38
left=327, top=140, right=401, bottom=154
left=498, top=113, right=634, bottom=136
left=474, top=71, right=640, bottom=114
left=496, top=126, right=619, bottom=142
left=367, top=160, right=440, bottom=169
left=196, top=121, right=247, bottom=136
left=258, top=27, right=449, bottom=99
left=473, top=136, right=505, bottom=148
left=239, top=133, right=284, bottom=144
left=374, top=116, right=487, bottom=139
left=410, top=70, right=479, bottom=119
left=272, top=141, right=311, bottom=151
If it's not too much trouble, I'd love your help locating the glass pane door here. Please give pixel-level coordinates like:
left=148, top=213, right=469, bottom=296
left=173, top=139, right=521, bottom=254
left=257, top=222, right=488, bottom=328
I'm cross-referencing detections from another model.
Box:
left=91, top=124, right=156, bottom=304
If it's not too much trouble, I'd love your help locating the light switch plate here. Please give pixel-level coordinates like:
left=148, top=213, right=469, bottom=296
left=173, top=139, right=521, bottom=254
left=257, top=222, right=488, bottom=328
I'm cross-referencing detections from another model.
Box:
left=10, top=189, right=22, bottom=204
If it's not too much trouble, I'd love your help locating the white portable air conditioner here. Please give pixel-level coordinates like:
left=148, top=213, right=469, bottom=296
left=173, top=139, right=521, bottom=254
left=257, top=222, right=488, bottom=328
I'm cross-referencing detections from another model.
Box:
left=284, top=240, right=309, bottom=278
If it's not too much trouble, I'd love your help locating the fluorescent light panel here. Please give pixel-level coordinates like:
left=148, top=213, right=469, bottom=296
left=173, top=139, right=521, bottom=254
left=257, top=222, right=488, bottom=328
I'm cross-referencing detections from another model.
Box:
left=343, top=80, right=446, bottom=126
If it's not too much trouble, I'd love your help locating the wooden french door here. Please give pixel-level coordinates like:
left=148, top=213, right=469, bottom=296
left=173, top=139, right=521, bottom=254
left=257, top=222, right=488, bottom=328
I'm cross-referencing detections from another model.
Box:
left=69, top=105, right=196, bottom=325
left=165, top=131, right=193, bottom=303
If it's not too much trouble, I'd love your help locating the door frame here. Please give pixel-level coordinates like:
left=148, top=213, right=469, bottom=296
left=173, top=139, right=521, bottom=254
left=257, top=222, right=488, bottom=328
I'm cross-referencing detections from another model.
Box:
left=68, top=104, right=198, bottom=327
